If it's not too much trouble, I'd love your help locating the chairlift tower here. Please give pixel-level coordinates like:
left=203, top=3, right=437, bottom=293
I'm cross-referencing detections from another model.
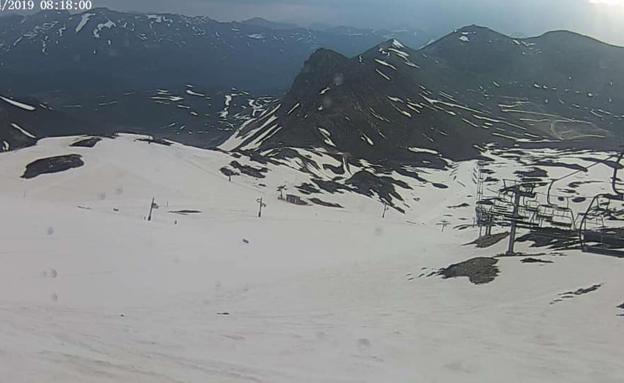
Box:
left=475, top=161, right=485, bottom=203
left=500, top=181, right=537, bottom=256
left=474, top=161, right=489, bottom=235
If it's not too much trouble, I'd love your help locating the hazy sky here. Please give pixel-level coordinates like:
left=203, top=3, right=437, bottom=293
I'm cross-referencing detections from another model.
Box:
left=96, top=0, right=624, bottom=45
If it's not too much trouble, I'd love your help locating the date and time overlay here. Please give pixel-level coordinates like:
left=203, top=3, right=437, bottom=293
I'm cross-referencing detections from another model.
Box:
left=1, top=0, right=93, bottom=12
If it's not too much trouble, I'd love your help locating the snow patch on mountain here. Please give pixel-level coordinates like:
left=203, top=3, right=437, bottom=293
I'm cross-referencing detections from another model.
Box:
left=147, top=15, right=170, bottom=23
left=220, top=95, right=234, bottom=119
left=185, top=89, right=205, bottom=97
left=374, top=58, right=397, bottom=71
left=361, top=134, right=374, bottom=146
left=376, top=69, right=391, bottom=81
left=11, top=123, right=36, bottom=139
left=391, top=39, right=405, bottom=49
left=75, top=13, right=95, bottom=34
left=408, top=147, right=439, bottom=155
left=318, top=127, right=336, bottom=147
left=0, top=96, right=36, bottom=111
left=93, top=20, right=116, bottom=38
left=219, top=104, right=282, bottom=151
left=288, top=102, right=301, bottom=115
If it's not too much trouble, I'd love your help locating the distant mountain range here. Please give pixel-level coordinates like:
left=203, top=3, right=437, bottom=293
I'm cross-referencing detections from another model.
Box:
left=224, top=25, right=624, bottom=166
left=0, top=8, right=431, bottom=94
left=2, top=10, right=624, bottom=163
left=0, top=8, right=430, bottom=151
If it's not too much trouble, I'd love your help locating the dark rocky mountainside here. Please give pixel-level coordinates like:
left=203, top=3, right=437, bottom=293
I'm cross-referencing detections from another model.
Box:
left=0, top=88, right=275, bottom=151
left=0, top=96, right=100, bottom=151
left=0, top=8, right=430, bottom=94
left=0, top=8, right=430, bottom=151
left=225, top=26, right=624, bottom=167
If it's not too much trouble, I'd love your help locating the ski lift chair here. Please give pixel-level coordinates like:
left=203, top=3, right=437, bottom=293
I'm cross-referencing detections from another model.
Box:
left=550, top=205, right=576, bottom=230
left=579, top=151, right=624, bottom=257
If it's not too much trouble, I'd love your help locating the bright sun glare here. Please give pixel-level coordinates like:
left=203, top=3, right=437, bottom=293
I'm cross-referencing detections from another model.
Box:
left=589, top=0, right=624, bottom=5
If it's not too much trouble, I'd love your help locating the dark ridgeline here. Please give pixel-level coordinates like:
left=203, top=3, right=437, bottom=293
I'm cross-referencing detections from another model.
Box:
left=0, top=8, right=429, bottom=150
left=0, top=8, right=430, bottom=94
left=2, top=11, right=624, bottom=162
left=232, top=26, right=624, bottom=167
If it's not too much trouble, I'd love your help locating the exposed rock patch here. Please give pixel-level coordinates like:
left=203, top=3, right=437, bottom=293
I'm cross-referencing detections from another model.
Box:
left=169, top=210, right=202, bottom=215
left=516, top=228, right=579, bottom=250
left=521, top=257, right=554, bottom=264
left=136, top=137, right=173, bottom=146
left=309, top=198, right=343, bottom=208
left=551, top=284, right=602, bottom=304
left=22, top=154, right=84, bottom=179
left=437, top=257, right=499, bottom=285
left=466, top=232, right=509, bottom=248
left=70, top=137, right=102, bottom=148
left=229, top=161, right=268, bottom=178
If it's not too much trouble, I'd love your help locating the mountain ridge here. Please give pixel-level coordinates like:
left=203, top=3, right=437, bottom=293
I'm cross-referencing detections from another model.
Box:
left=0, top=7, right=432, bottom=94
left=223, top=24, right=624, bottom=166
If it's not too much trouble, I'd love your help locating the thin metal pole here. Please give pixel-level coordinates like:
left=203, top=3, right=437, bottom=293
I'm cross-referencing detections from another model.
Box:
left=507, top=188, right=521, bottom=256
left=147, top=197, right=155, bottom=222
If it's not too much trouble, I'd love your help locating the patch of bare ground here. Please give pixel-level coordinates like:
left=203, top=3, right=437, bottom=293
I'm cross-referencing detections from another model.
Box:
left=465, top=232, right=509, bottom=248
left=436, top=257, right=499, bottom=285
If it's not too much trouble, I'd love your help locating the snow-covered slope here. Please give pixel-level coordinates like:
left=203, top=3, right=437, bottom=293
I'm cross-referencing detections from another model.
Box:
left=1, top=135, right=623, bottom=382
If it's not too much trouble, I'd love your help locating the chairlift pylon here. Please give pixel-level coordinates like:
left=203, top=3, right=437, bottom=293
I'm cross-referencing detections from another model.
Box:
left=579, top=151, right=624, bottom=257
